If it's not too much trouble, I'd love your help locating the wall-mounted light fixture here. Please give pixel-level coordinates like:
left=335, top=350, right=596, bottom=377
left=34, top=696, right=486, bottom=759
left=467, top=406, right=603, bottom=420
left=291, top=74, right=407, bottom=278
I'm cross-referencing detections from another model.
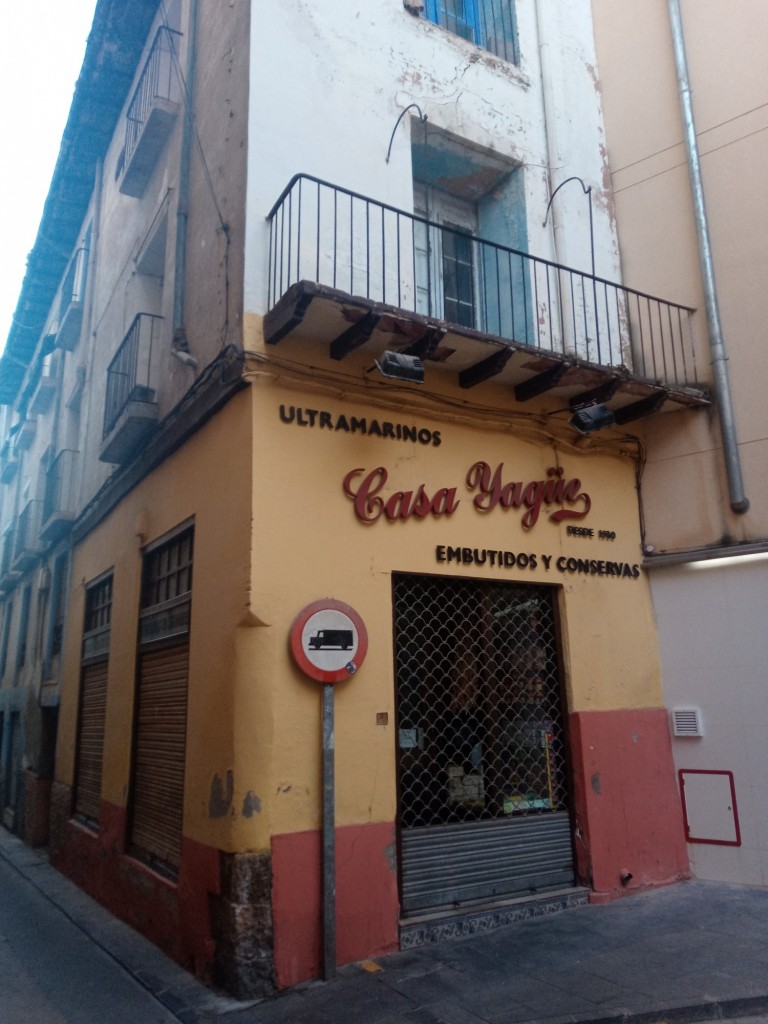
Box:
left=374, top=351, right=425, bottom=383
left=569, top=402, right=615, bottom=434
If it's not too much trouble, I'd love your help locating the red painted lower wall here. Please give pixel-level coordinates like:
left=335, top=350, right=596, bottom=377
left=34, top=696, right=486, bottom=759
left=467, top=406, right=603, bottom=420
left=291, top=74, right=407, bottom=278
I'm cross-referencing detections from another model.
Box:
left=569, top=708, right=689, bottom=899
left=51, top=800, right=220, bottom=981
left=271, top=821, right=400, bottom=989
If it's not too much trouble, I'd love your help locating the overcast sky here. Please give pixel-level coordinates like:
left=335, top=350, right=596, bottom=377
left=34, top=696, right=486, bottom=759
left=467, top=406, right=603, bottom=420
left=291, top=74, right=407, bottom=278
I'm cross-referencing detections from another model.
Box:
left=0, top=0, right=98, bottom=354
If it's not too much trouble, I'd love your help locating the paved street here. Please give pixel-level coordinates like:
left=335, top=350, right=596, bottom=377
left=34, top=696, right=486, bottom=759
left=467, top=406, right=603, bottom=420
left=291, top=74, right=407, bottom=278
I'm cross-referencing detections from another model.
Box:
left=1, top=828, right=768, bottom=1024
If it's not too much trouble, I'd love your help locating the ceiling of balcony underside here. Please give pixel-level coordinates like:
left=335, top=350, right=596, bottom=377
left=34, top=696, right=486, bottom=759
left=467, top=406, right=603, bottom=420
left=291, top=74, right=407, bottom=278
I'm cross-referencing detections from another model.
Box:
left=263, top=281, right=710, bottom=425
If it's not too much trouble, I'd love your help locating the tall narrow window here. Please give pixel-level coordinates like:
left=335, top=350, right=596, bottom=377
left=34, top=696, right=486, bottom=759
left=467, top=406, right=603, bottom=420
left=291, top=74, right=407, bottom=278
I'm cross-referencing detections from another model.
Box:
left=129, top=524, right=193, bottom=874
left=15, top=586, right=32, bottom=674
left=0, top=602, right=12, bottom=679
left=73, top=574, right=113, bottom=825
left=414, top=184, right=480, bottom=330
left=48, top=555, right=69, bottom=663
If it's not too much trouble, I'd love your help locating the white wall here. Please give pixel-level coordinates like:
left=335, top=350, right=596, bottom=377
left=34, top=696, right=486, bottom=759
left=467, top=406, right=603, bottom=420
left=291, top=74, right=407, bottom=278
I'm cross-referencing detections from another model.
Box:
left=650, top=556, right=768, bottom=885
left=244, top=0, right=622, bottom=315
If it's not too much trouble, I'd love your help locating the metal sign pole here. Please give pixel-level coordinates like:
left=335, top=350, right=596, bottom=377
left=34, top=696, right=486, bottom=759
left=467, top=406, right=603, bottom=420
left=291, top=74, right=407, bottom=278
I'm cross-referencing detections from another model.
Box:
left=322, top=682, right=336, bottom=980
left=290, top=598, right=368, bottom=984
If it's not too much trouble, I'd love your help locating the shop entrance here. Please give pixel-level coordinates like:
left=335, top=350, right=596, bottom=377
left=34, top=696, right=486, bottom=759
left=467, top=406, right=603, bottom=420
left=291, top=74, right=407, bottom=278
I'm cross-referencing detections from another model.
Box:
left=393, top=574, right=575, bottom=915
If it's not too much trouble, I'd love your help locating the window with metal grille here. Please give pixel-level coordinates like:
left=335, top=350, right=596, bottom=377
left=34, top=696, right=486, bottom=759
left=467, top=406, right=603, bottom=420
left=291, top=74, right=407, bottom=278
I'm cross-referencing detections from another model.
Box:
left=423, top=0, right=519, bottom=64
left=129, top=524, right=193, bottom=874
left=73, top=574, right=113, bottom=826
left=394, top=574, right=574, bottom=912
left=394, top=574, right=568, bottom=829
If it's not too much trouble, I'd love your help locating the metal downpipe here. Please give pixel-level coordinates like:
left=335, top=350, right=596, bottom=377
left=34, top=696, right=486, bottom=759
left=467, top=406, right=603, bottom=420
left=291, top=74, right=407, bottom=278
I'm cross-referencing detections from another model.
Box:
left=173, top=0, right=199, bottom=347
left=667, top=0, right=749, bottom=514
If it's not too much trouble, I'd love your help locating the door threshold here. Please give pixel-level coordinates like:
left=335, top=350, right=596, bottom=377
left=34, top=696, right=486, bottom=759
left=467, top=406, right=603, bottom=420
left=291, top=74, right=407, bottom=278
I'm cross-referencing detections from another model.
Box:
left=400, top=885, right=589, bottom=949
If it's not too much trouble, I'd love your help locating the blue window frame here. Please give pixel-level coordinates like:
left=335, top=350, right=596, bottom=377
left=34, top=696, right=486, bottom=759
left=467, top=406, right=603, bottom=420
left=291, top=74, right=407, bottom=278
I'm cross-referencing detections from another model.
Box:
left=423, top=0, right=518, bottom=63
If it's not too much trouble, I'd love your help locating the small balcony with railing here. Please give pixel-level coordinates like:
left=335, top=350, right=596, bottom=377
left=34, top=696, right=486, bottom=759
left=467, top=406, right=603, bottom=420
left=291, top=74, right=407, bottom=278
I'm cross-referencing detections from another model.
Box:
left=265, top=176, right=709, bottom=430
left=100, top=313, right=161, bottom=464
left=12, top=500, right=44, bottom=571
left=119, top=26, right=181, bottom=198
left=29, top=346, right=60, bottom=416
left=41, top=449, right=79, bottom=544
left=0, top=528, right=20, bottom=593
left=56, top=247, right=89, bottom=351
left=0, top=439, right=18, bottom=484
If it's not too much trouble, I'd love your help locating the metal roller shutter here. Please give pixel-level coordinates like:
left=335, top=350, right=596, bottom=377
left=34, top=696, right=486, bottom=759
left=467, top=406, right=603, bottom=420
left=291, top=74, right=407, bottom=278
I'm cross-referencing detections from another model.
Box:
left=401, top=812, right=574, bottom=912
left=130, top=644, right=189, bottom=870
left=74, top=661, right=108, bottom=822
left=394, top=573, right=575, bottom=915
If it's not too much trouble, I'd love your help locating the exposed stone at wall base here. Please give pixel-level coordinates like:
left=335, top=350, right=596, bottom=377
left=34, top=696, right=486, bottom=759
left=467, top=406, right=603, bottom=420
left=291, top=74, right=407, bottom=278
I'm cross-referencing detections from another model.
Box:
left=48, top=779, right=72, bottom=860
left=211, top=851, right=276, bottom=999
left=23, top=771, right=52, bottom=847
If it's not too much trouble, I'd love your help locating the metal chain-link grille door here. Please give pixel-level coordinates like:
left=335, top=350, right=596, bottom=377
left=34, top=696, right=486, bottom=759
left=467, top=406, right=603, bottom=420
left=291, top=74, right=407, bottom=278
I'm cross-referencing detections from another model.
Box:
left=394, top=574, right=575, bottom=914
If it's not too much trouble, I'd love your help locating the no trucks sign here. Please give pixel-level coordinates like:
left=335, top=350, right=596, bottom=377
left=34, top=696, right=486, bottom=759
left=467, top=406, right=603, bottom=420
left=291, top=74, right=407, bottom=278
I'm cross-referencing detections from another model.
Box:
left=290, top=598, right=368, bottom=684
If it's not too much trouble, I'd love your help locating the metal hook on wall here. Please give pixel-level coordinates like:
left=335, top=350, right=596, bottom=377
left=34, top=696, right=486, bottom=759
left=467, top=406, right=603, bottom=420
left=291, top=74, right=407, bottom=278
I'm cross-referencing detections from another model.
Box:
left=385, top=103, right=428, bottom=163
left=542, top=175, right=595, bottom=278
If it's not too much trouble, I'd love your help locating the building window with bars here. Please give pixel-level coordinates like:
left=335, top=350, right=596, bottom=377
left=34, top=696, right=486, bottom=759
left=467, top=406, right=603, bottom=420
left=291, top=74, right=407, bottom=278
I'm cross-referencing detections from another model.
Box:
left=422, top=0, right=519, bottom=64
left=73, top=574, right=113, bottom=826
left=129, top=524, right=193, bottom=875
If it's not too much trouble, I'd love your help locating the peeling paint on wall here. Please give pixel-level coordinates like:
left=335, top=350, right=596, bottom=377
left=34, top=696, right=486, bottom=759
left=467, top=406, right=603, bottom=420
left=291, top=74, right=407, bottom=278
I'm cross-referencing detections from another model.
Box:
left=209, top=769, right=234, bottom=818
left=242, top=790, right=261, bottom=817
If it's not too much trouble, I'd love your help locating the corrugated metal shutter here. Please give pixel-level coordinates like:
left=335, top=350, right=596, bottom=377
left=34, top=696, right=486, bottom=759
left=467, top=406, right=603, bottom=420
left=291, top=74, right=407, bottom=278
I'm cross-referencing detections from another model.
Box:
left=401, top=812, right=574, bottom=913
left=130, top=644, right=189, bottom=870
left=74, top=661, right=108, bottom=822
left=394, top=573, right=575, bottom=916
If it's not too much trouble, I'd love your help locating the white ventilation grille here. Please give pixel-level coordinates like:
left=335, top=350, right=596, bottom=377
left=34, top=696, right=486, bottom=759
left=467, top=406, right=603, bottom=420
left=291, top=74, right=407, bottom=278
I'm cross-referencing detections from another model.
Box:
left=672, top=708, right=704, bottom=738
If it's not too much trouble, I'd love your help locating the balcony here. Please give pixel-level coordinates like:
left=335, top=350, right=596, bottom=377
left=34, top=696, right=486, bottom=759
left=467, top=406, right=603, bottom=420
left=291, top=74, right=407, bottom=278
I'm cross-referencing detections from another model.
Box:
left=0, top=440, right=19, bottom=484
left=12, top=500, right=44, bottom=571
left=56, top=247, right=89, bottom=351
left=265, top=176, right=709, bottom=427
left=100, top=314, right=161, bottom=464
left=119, top=27, right=181, bottom=198
left=41, top=449, right=79, bottom=543
left=30, top=348, right=60, bottom=415
left=15, top=417, right=37, bottom=451
left=0, top=529, right=20, bottom=593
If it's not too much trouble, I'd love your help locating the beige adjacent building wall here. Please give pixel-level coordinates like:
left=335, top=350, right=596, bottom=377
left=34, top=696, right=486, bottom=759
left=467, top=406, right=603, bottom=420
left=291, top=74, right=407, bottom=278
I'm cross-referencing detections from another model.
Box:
left=592, top=0, right=768, bottom=552
left=592, top=0, right=768, bottom=885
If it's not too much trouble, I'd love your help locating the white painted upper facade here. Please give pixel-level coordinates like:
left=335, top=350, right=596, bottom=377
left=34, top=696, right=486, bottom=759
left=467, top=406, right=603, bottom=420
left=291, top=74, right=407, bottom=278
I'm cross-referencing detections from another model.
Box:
left=244, top=0, right=622, bottom=319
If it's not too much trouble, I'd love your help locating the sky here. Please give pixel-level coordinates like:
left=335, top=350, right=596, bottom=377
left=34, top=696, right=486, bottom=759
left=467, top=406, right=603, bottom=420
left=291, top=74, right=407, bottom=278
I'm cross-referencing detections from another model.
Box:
left=0, top=0, right=99, bottom=354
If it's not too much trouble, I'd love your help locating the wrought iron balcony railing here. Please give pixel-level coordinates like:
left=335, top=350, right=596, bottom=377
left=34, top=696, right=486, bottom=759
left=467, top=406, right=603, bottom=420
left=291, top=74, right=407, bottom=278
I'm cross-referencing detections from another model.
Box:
left=119, top=26, right=181, bottom=197
left=125, top=26, right=181, bottom=165
left=267, top=175, right=700, bottom=391
left=42, top=449, right=79, bottom=541
left=58, top=246, right=88, bottom=323
left=13, top=500, right=44, bottom=569
left=103, top=313, right=160, bottom=439
left=56, top=246, right=89, bottom=350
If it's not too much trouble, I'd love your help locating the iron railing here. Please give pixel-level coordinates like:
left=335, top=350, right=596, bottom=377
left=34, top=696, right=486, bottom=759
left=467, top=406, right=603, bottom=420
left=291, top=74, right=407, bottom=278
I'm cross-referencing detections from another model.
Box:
left=1, top=530, right=15, bottom=579
left=104, top=314, right=161, bottom=438
left=13, top=500, right=43, bottom=565
left=58, top=246, right=89, bottom=323
left=43, top=450, right=79, bottom=527
left=267, top=175, right=699, bottom=389
left=424, top=0, right=519, bottom=64
left=125, top=26, right=181, bottom=166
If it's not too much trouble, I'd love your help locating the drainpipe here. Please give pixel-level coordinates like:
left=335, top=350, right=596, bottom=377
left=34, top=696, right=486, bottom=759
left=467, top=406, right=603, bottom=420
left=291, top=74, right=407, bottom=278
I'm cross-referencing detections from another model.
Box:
left=172, top=0, right=199, bottom=352
left=667, top=0, right=749, bottom=514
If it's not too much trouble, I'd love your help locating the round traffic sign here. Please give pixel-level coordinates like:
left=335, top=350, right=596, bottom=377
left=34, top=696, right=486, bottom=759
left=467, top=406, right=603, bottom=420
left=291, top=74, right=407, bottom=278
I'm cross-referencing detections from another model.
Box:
left=290, top=599, right=368, bottom=684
